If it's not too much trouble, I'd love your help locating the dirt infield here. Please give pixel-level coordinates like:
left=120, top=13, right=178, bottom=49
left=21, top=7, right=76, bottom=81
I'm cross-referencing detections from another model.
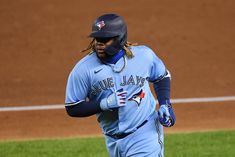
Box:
left=1, top=102, right=235, bottom=140
left=0, top=0, right=234, bottom=140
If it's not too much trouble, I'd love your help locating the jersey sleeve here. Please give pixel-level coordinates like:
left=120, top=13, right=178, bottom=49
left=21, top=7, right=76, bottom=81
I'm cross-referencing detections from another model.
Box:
left=65, top=67, right=89, bottom=106
left=148, top=48, right=167, bottom=82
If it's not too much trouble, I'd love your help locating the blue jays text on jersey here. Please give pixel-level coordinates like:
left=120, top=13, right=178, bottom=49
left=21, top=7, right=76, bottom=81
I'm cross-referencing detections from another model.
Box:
left=90, top=75, right=146, bottom=96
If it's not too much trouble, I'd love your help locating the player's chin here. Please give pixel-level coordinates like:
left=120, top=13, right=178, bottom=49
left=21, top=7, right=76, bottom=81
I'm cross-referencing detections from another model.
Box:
left=96, top=51, right=106, bottom=58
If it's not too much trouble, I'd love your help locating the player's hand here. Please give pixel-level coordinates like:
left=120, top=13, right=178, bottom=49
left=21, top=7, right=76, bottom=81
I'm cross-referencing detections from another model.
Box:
left=158, top=104, right=176, bottom=127
left=100, top=89, right=127, bottom=110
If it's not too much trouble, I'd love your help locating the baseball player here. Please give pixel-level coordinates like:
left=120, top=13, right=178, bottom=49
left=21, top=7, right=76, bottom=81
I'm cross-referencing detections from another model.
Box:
left=65, top=13, right=176, bottom=157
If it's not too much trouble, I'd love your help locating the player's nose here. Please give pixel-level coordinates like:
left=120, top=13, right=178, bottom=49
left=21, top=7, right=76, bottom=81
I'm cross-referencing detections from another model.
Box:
left=96, top=43, right=105, bottom=49
left=96, top=42, right=105, bottom=46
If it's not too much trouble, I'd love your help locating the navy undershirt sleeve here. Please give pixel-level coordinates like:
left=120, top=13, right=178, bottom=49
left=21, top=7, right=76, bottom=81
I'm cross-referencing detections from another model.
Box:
left=153, top=77, right=171, bottom=105
left=65, top=101, right=102, bottom=117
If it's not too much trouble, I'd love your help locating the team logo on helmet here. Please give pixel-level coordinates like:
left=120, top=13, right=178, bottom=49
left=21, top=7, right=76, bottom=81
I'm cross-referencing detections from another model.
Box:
left=96, top=21, right=105, bottom=30
left=128, top=89, right=145, bottom=106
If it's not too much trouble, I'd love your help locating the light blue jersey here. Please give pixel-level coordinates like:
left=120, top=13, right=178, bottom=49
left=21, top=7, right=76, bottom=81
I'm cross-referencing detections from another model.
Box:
left=65, top=45, right=166, bottom=136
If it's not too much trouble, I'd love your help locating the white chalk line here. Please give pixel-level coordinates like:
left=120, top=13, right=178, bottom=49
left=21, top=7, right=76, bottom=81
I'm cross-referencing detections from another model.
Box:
left=0, top=96, right=234, bottom=112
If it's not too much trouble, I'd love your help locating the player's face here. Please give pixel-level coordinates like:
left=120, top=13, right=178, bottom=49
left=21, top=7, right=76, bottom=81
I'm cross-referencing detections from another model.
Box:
left=94, top=37, right=114, bottom=59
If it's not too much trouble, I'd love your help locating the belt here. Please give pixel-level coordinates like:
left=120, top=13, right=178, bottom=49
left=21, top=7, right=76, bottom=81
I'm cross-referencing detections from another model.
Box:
left=106, top=120, right=148, bottom=139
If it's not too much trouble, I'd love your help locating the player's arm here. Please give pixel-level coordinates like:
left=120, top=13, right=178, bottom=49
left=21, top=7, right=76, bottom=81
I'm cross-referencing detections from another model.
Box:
left=153, top=70, right=171, bottom=106
left=65, top=89, right=127, bottom=117
left=147, top=48, right=176, bottom=127
left=152, top=70, right=176, bottom=127
left=65, top=101, right=102, bottom=117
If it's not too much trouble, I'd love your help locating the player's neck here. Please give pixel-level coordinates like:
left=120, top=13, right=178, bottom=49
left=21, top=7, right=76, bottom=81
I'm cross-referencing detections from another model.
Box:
left=103, top=49, right=125, bottom=64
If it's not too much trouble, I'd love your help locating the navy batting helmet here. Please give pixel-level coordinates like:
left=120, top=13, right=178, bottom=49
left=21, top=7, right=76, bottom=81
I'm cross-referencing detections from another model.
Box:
left=89, top=14, right=127, bottom=47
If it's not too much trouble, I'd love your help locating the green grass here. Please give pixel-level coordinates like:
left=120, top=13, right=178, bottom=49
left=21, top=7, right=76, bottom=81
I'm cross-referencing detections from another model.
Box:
left=0, top=130, right=234, bottom=157
left=165, top=130, right=235, bottom=157
left=0, top=137, right=107, bottom=157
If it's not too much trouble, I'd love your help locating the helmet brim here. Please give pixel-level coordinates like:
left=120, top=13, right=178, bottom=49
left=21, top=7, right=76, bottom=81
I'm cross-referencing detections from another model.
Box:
left=89, top=31, right=119, bottom=38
